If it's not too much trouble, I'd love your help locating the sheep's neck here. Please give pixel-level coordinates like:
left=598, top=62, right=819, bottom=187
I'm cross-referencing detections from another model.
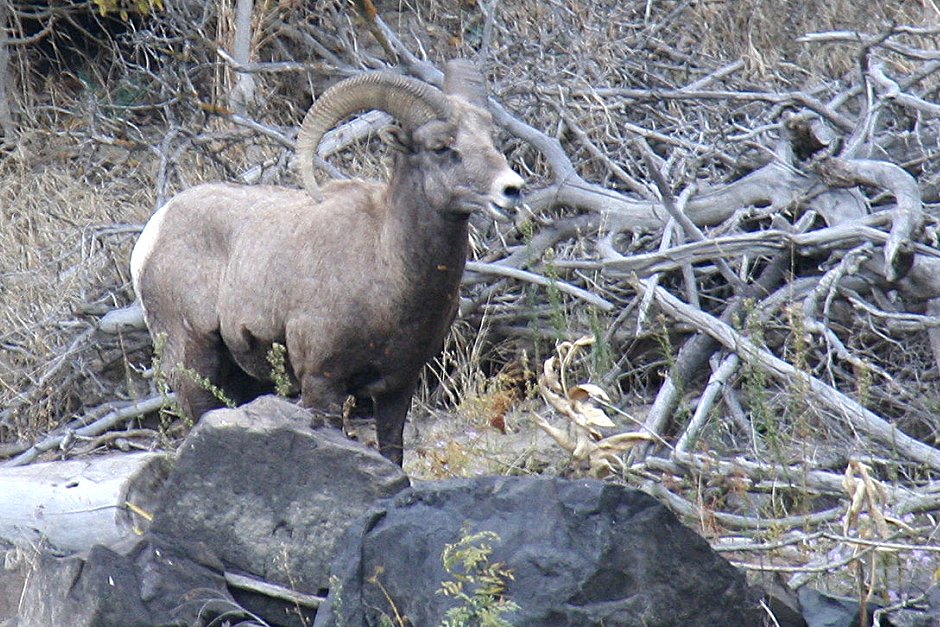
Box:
left=382, top=172, right=469, bottom=305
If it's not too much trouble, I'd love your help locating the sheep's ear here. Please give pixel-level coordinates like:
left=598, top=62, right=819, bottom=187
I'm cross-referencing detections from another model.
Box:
left=380, top=126, right=413, bottom=153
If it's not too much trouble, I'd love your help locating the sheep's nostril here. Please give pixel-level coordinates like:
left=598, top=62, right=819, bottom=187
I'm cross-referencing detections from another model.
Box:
left=492, top=170, right=524, bottom=207
left=503, top=185, right=522, bottom=204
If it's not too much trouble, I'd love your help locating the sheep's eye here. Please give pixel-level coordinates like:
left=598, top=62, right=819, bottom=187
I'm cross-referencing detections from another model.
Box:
left=432, top=144, right=453, bottom=156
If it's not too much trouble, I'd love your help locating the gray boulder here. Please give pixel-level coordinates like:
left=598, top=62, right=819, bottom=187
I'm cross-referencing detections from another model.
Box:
left=17, top=536, right=233, bottom=627
left=17, top=396, right=410, bottom=627
left=315, top=476, right=764, bottom=626
left=149, top=395, right=410, bottom=595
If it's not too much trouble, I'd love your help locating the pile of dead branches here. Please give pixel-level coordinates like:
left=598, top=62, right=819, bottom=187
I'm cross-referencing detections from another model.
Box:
left=1, top=0, right=939, bottom=609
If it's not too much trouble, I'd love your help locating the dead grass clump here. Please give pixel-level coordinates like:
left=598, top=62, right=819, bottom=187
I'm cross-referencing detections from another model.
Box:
left=692, top=0, right=940, bottom=80
left=0, top=130, right=153, bottom=438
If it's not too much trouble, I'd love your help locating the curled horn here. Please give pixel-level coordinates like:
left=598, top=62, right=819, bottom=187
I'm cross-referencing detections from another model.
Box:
left=443, top=59, right=487, bottom=106
left=295, top=72, right=451, bottom=200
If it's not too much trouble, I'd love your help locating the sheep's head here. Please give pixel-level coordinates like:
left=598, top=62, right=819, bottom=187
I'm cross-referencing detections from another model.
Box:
left=295, top=60, right=523, bottom=221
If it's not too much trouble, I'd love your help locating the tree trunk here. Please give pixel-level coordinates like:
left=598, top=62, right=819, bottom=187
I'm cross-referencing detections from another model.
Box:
left=231, top=0, right=256, bottom=116
left=0, top=453, right=170, bottom=553
left=0, top=2, right=17, bottom=144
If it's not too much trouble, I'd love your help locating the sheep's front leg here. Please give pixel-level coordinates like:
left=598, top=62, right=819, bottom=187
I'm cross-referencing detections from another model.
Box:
left=298, top=373, right=347, bottom=430
left=373, top=384, right=416, bottom=466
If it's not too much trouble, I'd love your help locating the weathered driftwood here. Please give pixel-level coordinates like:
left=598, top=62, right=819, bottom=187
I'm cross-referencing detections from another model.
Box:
left=0, top=452, right=168, bottom=553
left=4, top=9, right=939, bottom=614
left=634, top=277, right=940, bottom=472
left=2, top=395, right=170, bottom=468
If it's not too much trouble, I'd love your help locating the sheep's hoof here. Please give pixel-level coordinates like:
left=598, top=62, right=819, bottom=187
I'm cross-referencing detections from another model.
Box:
left=307, top=406, right=344, bottom=431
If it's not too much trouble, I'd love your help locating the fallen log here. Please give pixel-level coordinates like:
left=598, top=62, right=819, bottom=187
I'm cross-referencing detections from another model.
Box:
left=0, top=452, right=169, bottom=553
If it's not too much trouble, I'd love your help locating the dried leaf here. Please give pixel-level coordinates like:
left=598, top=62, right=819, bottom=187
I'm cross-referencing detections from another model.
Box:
left=571, top=432, right=597, bottom=461
left=570, top=400, right=615, bottom=429
left=842, top=460, right=892, bottom=539
left=542, top=356, right=561, bottom=391
left=559, top=335, right=595, bottom=371
left=531, top=413, right=576, bottom=453
left=539, top=383, right=573, bottom=417
left=568, top=383, right=611, bottom=403
left=596, top=431, right=654, bottom=452
left=842, top=465, right=866, bottom=535
left=589, top=451, right=625, bottom=478
left=572, top=335, right=596, bottom=349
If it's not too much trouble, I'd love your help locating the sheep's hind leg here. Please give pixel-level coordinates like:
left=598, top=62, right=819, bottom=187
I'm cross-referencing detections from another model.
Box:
left=373, top=384, right=416, bottom=467
left=217, top=352, right=274, bottom=406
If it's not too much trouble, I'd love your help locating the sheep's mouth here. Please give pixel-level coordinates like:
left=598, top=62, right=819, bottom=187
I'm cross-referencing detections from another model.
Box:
left=447, top=194, right=515, bottom=222
left=484, top=200, right=512, bottom=222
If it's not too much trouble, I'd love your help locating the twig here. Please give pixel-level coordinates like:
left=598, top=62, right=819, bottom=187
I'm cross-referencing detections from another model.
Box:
left=224, top=571, right=325, bottom=609
left=559, top=110, right=652, bottom=196
left=636, top=138, right=746, bottom=292
left=711, top=531, right=826, bottom=553
left=599, top=217, right=940, bottom=277
left=812, top=157, right=924, bottom=281
left=674, top=353, right=741, bottom=455
left=869, top=62, right=940, bottom=116
left=731, top=544, right=875, bottom=574
left=797, top=30, right=940, bottom=61
left=2, top=395, right=171, bottom=468
left=640, top=479, right=845, bottom=530
left=821, top=533, right=940, bottom=553
left=464, top=261, right=614, bottom=311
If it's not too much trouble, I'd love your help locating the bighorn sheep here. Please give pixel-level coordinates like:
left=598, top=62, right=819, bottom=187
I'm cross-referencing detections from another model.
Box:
left=130, top=60, right=523, bottom=465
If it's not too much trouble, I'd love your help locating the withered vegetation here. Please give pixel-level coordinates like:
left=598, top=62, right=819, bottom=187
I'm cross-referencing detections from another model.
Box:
left=1, top=0, right=939, bottom=613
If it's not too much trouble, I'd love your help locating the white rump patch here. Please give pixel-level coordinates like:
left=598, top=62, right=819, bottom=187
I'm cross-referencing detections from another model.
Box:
left=130, top=199, right=174, bottom=318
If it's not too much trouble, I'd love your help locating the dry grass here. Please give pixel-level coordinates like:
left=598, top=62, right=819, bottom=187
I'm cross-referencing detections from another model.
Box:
left=692, top=0, right=939, bottom=80
left=0, top=129, right=155, bottom=435
left=0, top=4, right=938, bottom=609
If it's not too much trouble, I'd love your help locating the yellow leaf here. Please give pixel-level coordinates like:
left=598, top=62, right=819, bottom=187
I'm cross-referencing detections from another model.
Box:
left=571, top=433, right=597, bottom=460
left=568, top=383, right=611, bottom=404
left=573, top=335, right=596, bottom=348
left=542, top=356, right=561, bottom=391
left=597, top=432, right=654, bottom=451
left=571, top=401, right=616, bottom=428
left=531, top=413, right=576, bottom=453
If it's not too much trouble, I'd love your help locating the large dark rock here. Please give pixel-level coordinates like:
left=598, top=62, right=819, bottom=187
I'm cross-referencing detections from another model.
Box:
left=0, top=549, right=28, bottom=627
left=149, top=395, right=410, bottom=595
left=315, top=476, right=764, bottom=626
left=796, top=587, right=883, bottom=627
left=17, top=536, right=233, bottom=627
left=17, top=396, right=410, bottom=627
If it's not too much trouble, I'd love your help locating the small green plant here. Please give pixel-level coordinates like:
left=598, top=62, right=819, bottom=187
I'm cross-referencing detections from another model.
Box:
left=175, top=364, right=237, bottom=409
left=438, top=529, right=519, bottom=627
left=653, top=313, right=678, bottom=382
left=329, top=575, right=347, bottom=627
left=267, top=342, right=294, bottom=397
left=151, top=332, right=171, bottom=400
left=542, top=248, right=568, bottom=342
left=587, top=309, right=615, bottom=380
left=784, top=303, right=812, bottom=438
left=274, top=545, right=313, bottom=626
left=150, top=333, right=189, bottom=434
left=654, top=313, right=690, bottom=425
left=739, top=300, right=775, bottom=440
left=855, top=359, right=873, bottom=408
